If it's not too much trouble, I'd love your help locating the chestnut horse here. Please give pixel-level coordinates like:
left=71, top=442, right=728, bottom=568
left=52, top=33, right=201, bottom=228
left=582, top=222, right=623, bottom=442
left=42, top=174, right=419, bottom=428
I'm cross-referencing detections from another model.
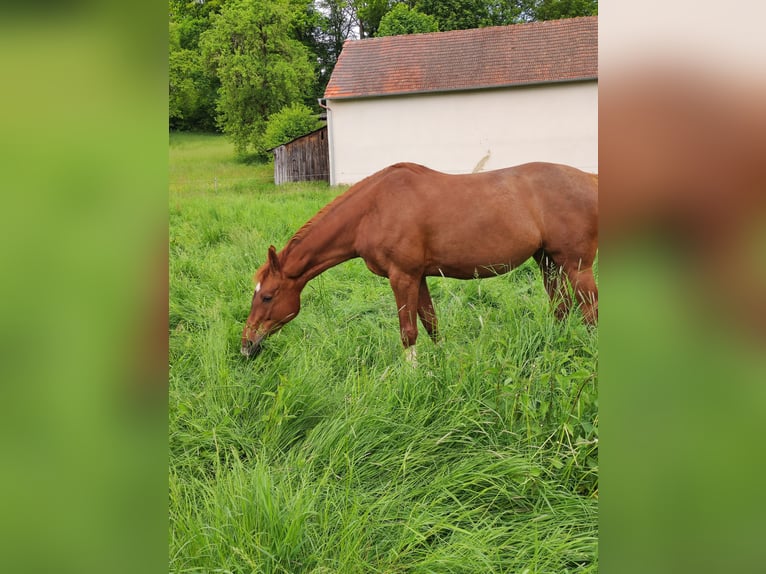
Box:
left=241, top=162, right=598, bottom=358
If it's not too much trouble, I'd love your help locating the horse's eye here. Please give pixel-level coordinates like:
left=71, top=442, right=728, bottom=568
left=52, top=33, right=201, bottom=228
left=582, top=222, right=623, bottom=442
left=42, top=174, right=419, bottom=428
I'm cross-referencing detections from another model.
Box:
left=261, top=294, right=273, bottom=303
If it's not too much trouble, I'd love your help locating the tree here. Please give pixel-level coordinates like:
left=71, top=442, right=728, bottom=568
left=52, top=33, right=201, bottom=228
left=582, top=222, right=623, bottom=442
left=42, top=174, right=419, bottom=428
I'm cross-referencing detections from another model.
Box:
left=377, top=4, right=438, bottom=36
left=314, top=0, right=357, bottom=94
left=410, top=0, right=596, bottom=30
left=525, top=0, right=597, bottom=21
left=170, top=0, right=229, bottom=48
left=259, top=102, right=323, bottom=154
left=169, top=0, right=229, bottom=131
left=200, top=0, right=316, bottom=156
left=354, top=0, right=392, bottom=38
left=314, top=0, right=391, bottom=83
left=413, top=0, right=500, bottom=31
left=169, top=18, right=219, bottom=131
left=286, top=0, right=328, bottom=104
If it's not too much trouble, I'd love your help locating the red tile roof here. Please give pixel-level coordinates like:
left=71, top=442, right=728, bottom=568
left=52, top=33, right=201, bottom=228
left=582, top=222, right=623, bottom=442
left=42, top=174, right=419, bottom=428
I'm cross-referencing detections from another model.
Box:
left=324, top=16, right=597, bottom=99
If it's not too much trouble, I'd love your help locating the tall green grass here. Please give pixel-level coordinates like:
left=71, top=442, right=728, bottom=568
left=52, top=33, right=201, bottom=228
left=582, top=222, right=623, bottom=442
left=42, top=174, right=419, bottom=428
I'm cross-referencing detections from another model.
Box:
left=170, top=133, right=598, bottom=573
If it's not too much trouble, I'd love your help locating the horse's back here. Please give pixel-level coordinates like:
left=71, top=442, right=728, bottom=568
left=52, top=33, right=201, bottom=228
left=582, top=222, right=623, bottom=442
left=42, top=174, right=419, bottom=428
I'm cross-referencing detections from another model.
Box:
left=355, top=162, right=598, bottom=277
left=491, top=162, right=598, bottom=204
left=382, top=161, right=596, bottom=202
left=379, top=161, right=597, bottom=226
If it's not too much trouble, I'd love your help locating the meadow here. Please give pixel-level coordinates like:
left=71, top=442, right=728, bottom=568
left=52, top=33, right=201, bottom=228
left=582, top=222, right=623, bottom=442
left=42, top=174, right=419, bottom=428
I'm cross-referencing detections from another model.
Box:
left=169, top=133, right=598, bottom=573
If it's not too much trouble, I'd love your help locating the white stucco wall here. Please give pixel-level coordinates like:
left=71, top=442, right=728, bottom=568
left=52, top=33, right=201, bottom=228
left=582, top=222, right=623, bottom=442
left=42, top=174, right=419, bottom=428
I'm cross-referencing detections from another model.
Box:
left=326, top=80, right=597, bottom=185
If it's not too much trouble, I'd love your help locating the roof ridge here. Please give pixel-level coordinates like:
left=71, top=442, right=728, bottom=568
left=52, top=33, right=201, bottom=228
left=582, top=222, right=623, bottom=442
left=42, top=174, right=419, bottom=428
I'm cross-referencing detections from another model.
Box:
left=343, top=15, right=598, bottom=46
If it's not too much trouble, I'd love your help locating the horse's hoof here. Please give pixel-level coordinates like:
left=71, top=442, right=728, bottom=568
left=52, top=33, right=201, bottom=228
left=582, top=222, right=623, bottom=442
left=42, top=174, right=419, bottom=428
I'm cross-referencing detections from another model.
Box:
left=405, top=346, right=418, bottom=367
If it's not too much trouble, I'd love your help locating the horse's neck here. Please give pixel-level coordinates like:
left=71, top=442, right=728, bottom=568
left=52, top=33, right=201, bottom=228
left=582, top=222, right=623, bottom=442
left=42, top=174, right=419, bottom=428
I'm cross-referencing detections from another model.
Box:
left=282, top=209, right=359, bottom=286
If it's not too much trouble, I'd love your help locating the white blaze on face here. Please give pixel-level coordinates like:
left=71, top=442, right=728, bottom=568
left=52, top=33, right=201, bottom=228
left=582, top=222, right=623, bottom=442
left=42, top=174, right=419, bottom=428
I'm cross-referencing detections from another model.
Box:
left=255, top=282, right=261, bottom=294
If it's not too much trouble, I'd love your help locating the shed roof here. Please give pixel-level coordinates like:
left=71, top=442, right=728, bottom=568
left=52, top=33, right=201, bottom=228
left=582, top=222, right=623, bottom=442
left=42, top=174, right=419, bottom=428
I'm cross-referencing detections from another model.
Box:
left=324, top=16, right=597, bottom=100
left=267, top=125, right=327, bottom=152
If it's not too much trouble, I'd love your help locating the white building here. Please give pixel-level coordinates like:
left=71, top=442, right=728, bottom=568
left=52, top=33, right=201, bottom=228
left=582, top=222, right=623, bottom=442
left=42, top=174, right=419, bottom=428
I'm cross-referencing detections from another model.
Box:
left=322, top=16, right=597, bottom=185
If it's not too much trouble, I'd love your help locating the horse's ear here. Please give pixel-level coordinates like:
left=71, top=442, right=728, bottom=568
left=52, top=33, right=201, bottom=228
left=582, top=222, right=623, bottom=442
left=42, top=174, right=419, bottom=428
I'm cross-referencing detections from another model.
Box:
left=267, top=245, right=282, bottom=275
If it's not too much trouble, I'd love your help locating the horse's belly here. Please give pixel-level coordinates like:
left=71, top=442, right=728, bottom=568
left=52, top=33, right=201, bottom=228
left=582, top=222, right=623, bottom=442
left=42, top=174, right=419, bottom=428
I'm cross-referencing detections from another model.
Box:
left=424, top=234, right=541, bottom=279
left=360, top=198, right=543, bottom=278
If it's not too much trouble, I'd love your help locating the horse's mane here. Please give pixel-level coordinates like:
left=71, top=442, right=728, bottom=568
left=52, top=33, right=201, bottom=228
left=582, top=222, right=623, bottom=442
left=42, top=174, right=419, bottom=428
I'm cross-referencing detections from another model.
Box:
left=283, top=165, right=405, bottom=253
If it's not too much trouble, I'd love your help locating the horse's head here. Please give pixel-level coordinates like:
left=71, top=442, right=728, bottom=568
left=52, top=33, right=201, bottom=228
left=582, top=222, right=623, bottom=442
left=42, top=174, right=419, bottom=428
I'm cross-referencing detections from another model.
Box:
left=241, top=245, right=301, bottom=358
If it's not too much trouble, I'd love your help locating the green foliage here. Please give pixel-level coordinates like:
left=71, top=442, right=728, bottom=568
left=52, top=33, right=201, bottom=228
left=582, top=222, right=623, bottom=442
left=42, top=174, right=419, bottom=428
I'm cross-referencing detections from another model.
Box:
left=354, top=0, right=393, bottom=37
left=414, top=0, right=512, bottom=30
left=170, top=134, right=599, bottom=573
left=168, top=0, right=226, bottom=131
left=169, top=35, right=219, bottom=130
left=410, top=0, right=597, bottom=31
left=199, top=0, right=316, bottom=156
left=259, top=103, right=323, bottom=155
left=528, top=0, right=598, bottom=21
left=377, top=3, right=439, bottom=36
left=170, top=0, right=228, bottom=47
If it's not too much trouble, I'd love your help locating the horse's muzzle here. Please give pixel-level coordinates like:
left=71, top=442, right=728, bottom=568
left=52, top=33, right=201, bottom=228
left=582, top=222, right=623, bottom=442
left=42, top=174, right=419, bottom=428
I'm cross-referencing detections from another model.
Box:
left=241, top=324, right=266, bottom=359
left=241, top=338, right=262, bottom=358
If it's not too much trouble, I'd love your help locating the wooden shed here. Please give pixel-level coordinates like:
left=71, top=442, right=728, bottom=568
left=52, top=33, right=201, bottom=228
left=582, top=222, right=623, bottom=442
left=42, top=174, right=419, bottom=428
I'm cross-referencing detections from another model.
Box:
left=271, top=126, right=329, bottom=185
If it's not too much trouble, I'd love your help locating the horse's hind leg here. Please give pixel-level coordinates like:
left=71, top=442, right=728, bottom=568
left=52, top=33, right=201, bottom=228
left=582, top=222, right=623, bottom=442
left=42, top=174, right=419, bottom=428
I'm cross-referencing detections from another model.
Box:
left=417, top=277, right=439, bottom=343
left=563, top=261, right=598, bottom=325
left=534, top=250, right=572, bottom=319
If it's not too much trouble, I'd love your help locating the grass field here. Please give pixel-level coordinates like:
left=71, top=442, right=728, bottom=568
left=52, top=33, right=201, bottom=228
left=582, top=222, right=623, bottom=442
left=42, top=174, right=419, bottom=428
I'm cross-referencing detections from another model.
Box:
left=169, top=132, right=598, bottom=573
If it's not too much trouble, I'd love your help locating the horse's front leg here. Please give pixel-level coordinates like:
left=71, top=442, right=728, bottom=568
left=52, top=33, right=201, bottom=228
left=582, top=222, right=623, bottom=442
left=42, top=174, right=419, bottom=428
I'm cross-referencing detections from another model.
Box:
left=389, top=271, right=422, bottom=350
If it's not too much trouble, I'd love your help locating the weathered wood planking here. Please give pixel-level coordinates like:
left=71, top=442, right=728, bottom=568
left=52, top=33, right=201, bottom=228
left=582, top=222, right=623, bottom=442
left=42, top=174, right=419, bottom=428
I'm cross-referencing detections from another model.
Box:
left=272, top=126, right=329, bottom=185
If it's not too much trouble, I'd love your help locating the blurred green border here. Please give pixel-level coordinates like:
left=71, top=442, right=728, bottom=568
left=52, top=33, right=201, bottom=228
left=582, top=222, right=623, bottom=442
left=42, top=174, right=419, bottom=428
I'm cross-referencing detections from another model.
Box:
left=0, top=4, right=169, bottom=573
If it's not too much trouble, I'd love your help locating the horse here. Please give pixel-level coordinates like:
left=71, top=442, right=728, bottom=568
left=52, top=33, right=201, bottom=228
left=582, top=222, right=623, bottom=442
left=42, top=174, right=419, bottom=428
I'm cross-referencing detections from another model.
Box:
left=241, top=161, right=598, bottom=358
